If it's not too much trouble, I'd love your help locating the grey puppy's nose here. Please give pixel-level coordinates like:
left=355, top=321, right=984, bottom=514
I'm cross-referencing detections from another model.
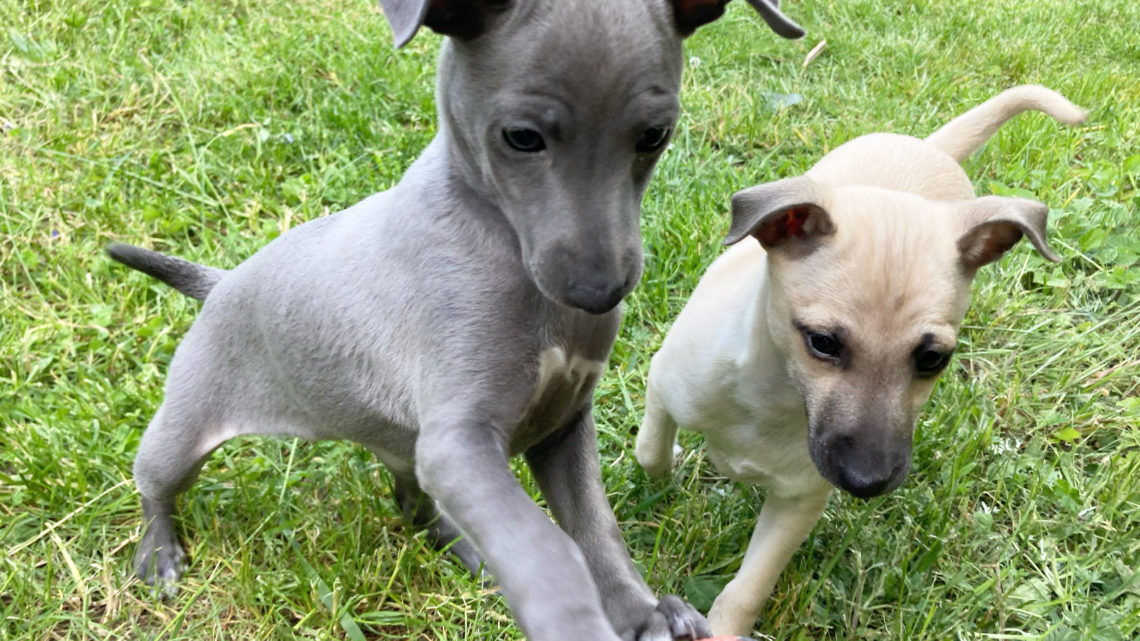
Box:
left=564, top=280, right=625, bottom=315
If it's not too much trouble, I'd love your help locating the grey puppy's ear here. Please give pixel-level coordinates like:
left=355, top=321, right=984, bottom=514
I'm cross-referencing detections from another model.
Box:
left=670, top=0, right=804, bottom=39
left=956, top=196, right=1061, bottom=271
left=743, top=0, right=805, bottom=38
left=378, top=0, right=431, bottom=47
left=379, top=0, right=506, bottom=48
left=725, top=176, right=834, bottom=249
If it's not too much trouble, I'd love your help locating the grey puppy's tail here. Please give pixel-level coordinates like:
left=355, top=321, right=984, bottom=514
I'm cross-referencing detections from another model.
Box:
left=107, top=243, right=227, bottom=301
left=925, top=85, right=1087, bottom=163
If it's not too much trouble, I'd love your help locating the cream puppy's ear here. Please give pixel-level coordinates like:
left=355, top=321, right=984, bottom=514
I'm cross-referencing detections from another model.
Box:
left=724, top=176, right=835, bottom=250
left=956, top=195, right=1061, bottom=272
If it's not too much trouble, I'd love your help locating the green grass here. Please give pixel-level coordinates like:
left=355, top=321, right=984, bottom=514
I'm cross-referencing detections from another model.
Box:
left=2, top=0, right=1138, bottom=639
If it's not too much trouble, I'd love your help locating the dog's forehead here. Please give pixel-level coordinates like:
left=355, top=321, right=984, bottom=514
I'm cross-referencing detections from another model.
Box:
left=482, top=0, right=684, bottom=96
left=781, top=196, right=971, bottom=345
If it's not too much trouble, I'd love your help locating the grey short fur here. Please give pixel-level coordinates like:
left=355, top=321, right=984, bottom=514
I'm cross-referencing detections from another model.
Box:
left=108, top=1, right=802, bottom=640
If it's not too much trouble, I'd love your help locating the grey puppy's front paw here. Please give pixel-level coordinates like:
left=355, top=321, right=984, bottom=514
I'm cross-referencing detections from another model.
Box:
left=619, top=595, right=712, bottom=641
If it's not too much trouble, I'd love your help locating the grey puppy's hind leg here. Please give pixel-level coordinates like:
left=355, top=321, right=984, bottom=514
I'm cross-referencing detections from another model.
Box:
left=135, top=496, right=186, bottom=595
left=132, top=405, right=225, bottom=590
left=394, top=475, right=486, bottom=578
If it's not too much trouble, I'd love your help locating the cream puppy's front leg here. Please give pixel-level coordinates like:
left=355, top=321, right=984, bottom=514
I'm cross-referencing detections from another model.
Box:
left=636, top=380, right=683, bottom=478
left=708, top=490, right=832, bottom=637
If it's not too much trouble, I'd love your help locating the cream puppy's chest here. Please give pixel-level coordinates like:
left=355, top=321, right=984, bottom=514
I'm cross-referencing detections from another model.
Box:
left=702, top=402, right=828, bottom=498
left=510, top=347, right=605, bottom=453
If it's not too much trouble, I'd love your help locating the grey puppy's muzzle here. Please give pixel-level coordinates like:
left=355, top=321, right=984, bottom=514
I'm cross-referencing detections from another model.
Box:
left=530, top=238, right=643, bottom=315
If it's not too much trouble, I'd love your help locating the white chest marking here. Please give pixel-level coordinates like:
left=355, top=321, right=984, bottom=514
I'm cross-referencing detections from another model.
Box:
left=532, top=347, right=605, bottom=402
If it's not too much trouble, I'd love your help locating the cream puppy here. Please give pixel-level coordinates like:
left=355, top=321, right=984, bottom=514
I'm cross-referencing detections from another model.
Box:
left=635, top=85, right=1086, bottom=636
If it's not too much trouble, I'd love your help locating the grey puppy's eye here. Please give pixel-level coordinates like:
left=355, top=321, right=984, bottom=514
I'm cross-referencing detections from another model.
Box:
left=503, top=128, right=545, bottom=152
left=635, top=126, right=671, bottom=153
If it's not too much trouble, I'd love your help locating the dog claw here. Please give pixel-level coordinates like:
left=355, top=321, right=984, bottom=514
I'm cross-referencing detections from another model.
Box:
left=656, top=595, right=712, bottom=640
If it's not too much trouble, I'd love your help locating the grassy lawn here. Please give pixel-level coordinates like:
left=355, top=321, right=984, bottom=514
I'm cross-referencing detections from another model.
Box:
left=2, top=0, right=1137, bottom=639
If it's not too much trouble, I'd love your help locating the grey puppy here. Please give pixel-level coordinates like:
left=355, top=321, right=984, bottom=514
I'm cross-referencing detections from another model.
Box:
left=108, top=1, right=803, bottom=640
left=636, top=85, right=1086, bottom=635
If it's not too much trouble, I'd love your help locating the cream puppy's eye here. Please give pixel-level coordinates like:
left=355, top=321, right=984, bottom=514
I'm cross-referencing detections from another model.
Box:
left=805, top=331, right=842, bottom=360
left=914, top=348, right=952, bottom=377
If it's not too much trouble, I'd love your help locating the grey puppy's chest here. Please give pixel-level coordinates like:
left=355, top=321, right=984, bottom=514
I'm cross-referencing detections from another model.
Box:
left=510, top=345, right=607, bottom=454
left=504, top=294, right=620, bottom=454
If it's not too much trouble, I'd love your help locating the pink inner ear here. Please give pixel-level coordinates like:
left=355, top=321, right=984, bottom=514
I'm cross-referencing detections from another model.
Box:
left=964, top=224, right=1023, bottom=269
left=785, top=206, right=811, bottom=236
left=758, top=206, right=812, bottom=246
